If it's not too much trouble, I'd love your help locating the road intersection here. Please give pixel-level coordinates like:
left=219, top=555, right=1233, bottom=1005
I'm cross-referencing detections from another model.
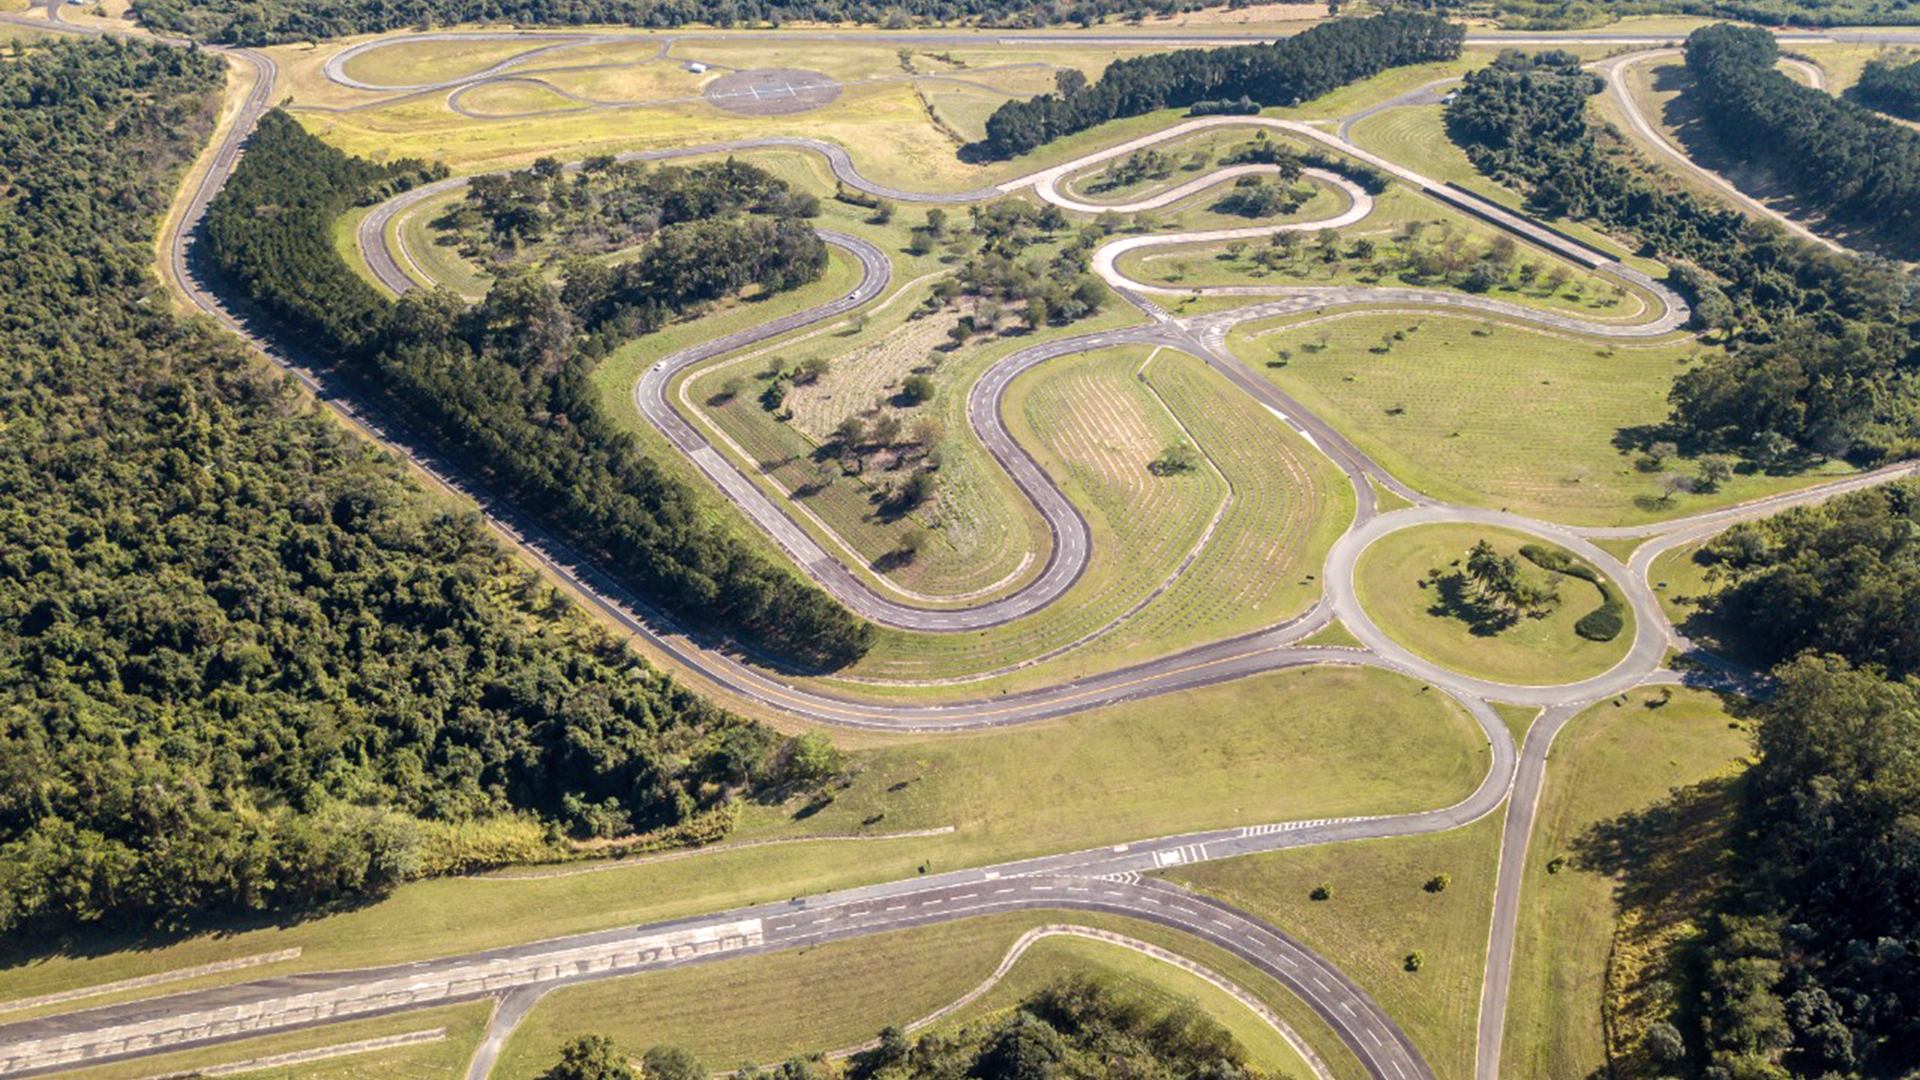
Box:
left=2, top=12, right=1917, bottom=1080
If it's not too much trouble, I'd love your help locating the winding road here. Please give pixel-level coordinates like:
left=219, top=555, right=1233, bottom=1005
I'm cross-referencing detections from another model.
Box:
left=2, top=14, right=1917, bottom=1080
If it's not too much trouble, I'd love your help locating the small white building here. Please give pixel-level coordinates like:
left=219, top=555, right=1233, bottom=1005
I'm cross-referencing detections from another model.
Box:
left=687, top=61, right=709, bottom=74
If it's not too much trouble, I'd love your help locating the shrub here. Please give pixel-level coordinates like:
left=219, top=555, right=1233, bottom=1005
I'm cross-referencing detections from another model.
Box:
left=1404, top=951, right=1425, bottom=972
left=1424, top=873, right=1451, bottom=893
left=1149, top=441, right=1201, bottom=476
left=900, top=373, right=935, bottom=404
left=1310, top=883, right=1334, bottom=901
left=1575, top=599, right=1626, bottom=642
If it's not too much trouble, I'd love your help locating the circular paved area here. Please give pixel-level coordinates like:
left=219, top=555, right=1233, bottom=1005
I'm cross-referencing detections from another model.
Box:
left=702, top=68, right=841, bottom=115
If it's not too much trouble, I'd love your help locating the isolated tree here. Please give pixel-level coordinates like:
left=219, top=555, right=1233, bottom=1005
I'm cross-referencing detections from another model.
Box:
left=835, top=416, right=866, bottom=450
left=1149, top=441, right=1201, bottom=475
left=543, top=1036, right=634, bottom=1080
left=795, top=356, right=831, bottom=384
left=900, top=374, right=935, bottom=405
left=1697, top=453, right=1737, bottom=491
left=641, top=1045, right=704, bottom=1080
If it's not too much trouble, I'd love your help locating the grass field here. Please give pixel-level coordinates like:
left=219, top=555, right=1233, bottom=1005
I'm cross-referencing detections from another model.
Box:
left=1162, top=815, right=1505, bottom=1080
left=493, top=913, right=1326, bottom=1079
left=1116, top=184, right=1647, bottom=322
left=337, top=37, right=550, bottom=87
left=1499, top=687, right=1750, bottom=1080
left=1229, top=310, right=1854, bottom=526
left=679, top=282, right=1056, bottom=605
left=797, top=343, right=1349, bottom=690
left=1345, top=103, right=1665, bottom=277
left=48, top=1001, right=492, bottom=1080
left=1060, top=127, right=1307, bottom=204
left=0, top=666, right=1484, bottom=1017
left=1354, top=523, right=1635, bottom=686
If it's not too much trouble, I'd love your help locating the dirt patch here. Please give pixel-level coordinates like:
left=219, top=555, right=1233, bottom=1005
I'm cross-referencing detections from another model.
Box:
left=785, top=308, right=957, bottom=441
left=703, top=68, right=842, bottom=115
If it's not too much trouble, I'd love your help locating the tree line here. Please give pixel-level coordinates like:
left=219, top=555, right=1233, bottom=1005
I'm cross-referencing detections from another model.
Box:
left=1855, top=52, right=1920, bottom=119
left=1377, top=0, right=1920, bottom=31
left=1649, top=482, right=1920, bottom=1079
left=0, top=38, right=824, bottom=938
left=1446, top=46, right=1920, bottom=467
left=973, top=12, right=1465, bottom=159
left=205, top=111, right=872, bottom=670
left=1683, top=23, right=1920, bottom=252
left=131, top=0, right=1255, bottom=47
left=537, top=973, right=1269, bottom=1080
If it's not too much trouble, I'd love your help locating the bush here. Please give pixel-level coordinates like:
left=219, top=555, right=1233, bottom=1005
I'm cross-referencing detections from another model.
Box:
left=1520, top=544, right=1625, bottom=641
left=1149, top=441, right=1201, bottom=476
left=1575, top=600, right=1626, bottom=642
left=900, top=373, right=935, bottom=404
left=1424, top=873, right=1451, bottom=893
left=1404, top=951, right=1425, bottom=972
left=1310, top=883, right=1334, bottom=901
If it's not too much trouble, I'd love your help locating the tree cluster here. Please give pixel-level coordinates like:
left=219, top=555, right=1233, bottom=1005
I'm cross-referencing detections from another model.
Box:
left=973, top=12, right=1464, bottom=159
left=928, top=200, right=1108, bottom=329
left=1376, top=0, right=1920, bottom=31
left=1685, top=655, right=1920, bottom=1080
left=206, top=111, right=871, bottom=669
left=439, top=154, right=820, bottom=270
left=130, top=0, right=1259, bottom=46
left=1856, top=52, right=1920, bottom=119
left=1695, top=477, right=1920, bottom=679
left=1446, top=47, right=1920, bottom=465
left=1684, top=24, right=1920, bottom=251
left=542, top=973, right=1269, bottom=1080
left=0, top=38, right=800, bottom=937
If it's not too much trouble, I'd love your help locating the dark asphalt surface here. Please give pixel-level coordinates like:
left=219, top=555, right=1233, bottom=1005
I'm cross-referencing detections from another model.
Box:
left=6, top=14, right=1919, bottom=1080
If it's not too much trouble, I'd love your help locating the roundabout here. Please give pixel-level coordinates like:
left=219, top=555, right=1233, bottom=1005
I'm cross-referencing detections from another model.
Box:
left=1350, top=522, right=1636, bottom=687
left=4, top=11, right=1919, bottom=1080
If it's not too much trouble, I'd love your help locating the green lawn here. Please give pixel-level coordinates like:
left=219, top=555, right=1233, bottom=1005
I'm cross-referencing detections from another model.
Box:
left=1499, top=687, right=1750, bottom=1080
left=1115, top=184, right=1647, bottom=323
left=1230, top=311, right=1853, bottom=526
left=392, top=186, right=493, bottom=297
left=797, top=343, right=1349, bottom=692
left=1354, top=523, right=1634, bottom=686
left=48, top=1001, right=491, bottom=1080
left=1, top=667, right=1483, bottom=1017
left=335, top=37, right=550, bottom=87
left=495, top=912, right=1329, bottom=1079
left=1345, top=101, right=1665, bottom=277
left=1162, top=815, right=1505, bottom=1080
left=944, top=932, right=1321, bottom=1077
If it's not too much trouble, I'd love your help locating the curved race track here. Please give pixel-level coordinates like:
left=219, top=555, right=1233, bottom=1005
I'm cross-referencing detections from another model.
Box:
left=2, top=16, right=1918, bottom=1080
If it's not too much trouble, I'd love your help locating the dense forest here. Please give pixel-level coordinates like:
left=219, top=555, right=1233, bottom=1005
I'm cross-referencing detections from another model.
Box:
left=1380, top=0, right=1920, bottom=31
left=131, top=0, right=1248, bottom=45
left=1654, top=479, right=1920, bottom=1079
left=1696, top=477, right=1920, bottom=680
left=206, top=113, right=871, bottom=669
left=1855, top=52, right=1920, bottom=118
left=1683, top=24, right=1920, bottom=251
left=1447, top=47, right=1920, bottom=465
left=0, top=38, right=807, bottom=936
left=537, top=974, right=1272, bottom=1080
left=974, top=12, right=1464, bottom=158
